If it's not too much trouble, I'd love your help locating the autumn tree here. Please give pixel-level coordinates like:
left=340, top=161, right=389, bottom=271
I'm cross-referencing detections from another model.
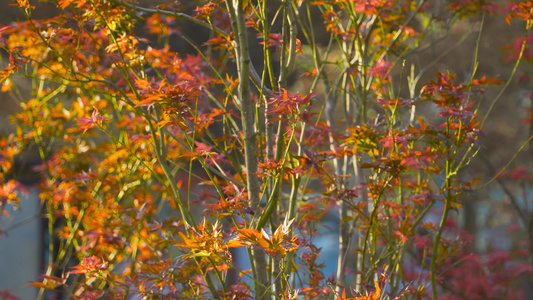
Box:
left=1, top=0, right=533, bottom=299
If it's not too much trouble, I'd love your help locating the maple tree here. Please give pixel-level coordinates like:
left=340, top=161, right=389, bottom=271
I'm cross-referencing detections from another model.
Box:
left=1, top=0, right=533, bottom=299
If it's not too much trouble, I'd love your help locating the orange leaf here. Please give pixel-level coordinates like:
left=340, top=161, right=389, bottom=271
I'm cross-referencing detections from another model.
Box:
left=226, top=240, right=248, bottom=248
left=134, top=77, right=151, bottom=89
left=134, top=94, right=163, bottom=107
left=57, top=0, right=73, bottom=9
left=1, top=78, right=13, bottom=92
left=26, top=281, right=49, bottom=289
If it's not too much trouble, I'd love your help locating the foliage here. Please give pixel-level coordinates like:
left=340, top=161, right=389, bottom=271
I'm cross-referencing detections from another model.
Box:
left=1, top=0, right=533, bottom=299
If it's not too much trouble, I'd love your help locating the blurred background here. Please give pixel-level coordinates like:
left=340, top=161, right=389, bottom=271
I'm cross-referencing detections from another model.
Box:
left=0, top=0, right=532, bottom=298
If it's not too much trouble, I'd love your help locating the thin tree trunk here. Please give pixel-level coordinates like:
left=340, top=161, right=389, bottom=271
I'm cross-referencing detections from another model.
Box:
left=225, top=1, right=268, bottom=299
